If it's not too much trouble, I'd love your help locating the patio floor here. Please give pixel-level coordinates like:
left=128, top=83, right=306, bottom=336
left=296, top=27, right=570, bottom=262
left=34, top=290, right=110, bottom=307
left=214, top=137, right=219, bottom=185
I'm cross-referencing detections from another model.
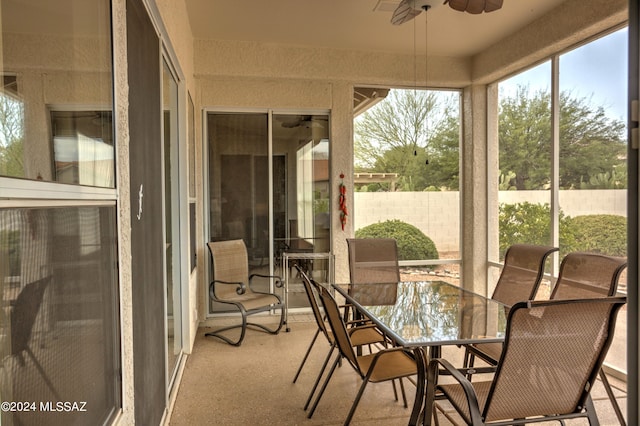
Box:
left=168, top=313, right=627, bottom=426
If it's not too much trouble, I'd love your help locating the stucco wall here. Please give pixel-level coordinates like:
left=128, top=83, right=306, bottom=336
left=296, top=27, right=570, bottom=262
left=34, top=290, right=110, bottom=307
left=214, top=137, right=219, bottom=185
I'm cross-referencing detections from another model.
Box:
left=112, top=0, right=134, bottom=423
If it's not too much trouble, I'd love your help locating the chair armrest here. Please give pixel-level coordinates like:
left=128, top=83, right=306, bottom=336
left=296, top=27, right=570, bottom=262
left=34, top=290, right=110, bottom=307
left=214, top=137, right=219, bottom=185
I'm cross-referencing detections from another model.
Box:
left=425, top=358, right=483, bottom=426
left=209, top=280, right=246, bottom=299
left=347, top=323, right=378, bottom=334
left=249, top=273, right=284, bottom=288
left=345, top=318, right=374, bottom=327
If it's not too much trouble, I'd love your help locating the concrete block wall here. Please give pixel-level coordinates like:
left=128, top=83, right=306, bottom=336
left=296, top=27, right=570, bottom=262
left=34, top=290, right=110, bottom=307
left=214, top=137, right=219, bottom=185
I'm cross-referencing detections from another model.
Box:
left=354, top=189, right=626, bottom=253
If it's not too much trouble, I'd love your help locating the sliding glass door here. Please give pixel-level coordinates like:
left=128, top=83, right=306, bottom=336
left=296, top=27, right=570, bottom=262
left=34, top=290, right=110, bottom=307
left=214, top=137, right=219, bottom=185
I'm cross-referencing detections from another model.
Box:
left=162, top=59, right=182, bottom=381
left=206, top=111, right=330, bottom=314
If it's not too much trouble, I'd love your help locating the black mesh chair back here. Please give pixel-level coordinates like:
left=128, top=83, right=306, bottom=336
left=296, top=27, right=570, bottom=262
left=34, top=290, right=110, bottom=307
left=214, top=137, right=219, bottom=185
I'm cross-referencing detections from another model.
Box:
left=551, top=252, right=627, bottom=300
left=347, top=238, right=400, bottom=306
left=347, top=238, right=400, bottom=284
left=491, top=244, right=558, bottom=306
left=464, top=244, right=557, bottom=367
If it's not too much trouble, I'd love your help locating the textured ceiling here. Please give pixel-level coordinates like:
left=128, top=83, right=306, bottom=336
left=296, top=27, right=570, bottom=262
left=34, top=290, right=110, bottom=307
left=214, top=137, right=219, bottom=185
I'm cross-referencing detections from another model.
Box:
left=184, top=0, right=568, bottom=57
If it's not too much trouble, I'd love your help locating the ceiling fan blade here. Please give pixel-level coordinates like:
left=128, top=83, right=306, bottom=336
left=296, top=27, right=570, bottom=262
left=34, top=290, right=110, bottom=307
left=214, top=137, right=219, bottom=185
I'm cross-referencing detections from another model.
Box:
left=391, top=0, right=423, bottom=25
left=466, top=0, right=485, bottom=14
left=445, top=0, right=469, bottom=13
left=445, top=0, right=503, bottom=14
left=485, top=0, right=504, bottom=13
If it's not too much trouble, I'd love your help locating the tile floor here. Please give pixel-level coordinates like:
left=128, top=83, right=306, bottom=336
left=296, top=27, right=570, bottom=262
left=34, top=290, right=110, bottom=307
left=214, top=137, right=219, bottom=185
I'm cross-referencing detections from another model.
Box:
left=169, top=313, right=627, bottom=426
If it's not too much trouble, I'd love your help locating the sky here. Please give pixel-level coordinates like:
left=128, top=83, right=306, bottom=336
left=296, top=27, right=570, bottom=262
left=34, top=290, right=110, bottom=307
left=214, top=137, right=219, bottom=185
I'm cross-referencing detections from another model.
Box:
left=498, top=27, right=628, bottom=122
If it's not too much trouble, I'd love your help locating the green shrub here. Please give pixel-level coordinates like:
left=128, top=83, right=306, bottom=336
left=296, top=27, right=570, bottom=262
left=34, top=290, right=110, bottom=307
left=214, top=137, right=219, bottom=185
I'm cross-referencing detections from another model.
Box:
left=499, top=203, right=627, bottom=259
left=499, top=202, right=578, bottom=258
left=355, top=219, right=439, bottom=261
left=567, top=214, right=627, bottom=256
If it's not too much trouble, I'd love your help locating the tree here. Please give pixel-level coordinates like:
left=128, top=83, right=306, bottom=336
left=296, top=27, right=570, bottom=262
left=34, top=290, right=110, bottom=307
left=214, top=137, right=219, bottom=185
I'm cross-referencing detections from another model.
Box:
left=354, top=89, right=459, bottom=191
left=0, top=92, right=25, bottom=177
left=558, top=91, right=626, bottom=188
left=498, top=86, right=552, bottom=190
left=499, top=86, right=626, bottom=190
left=354, top=85, right=625, bottom=192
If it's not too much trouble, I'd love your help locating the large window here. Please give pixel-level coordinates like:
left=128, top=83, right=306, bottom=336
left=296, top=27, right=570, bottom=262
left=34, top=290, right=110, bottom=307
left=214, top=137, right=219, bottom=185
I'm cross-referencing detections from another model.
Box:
left=494, top=27, right=628, bottom=377
left=0, top=0, right=121, bottom=423
left=0, top=2, right=113, bottom=186
left=495, top=28, right=627, bottom=270
left=353, top=88, right=461, bottom=284
left=0, top=206, right=120, bottom=425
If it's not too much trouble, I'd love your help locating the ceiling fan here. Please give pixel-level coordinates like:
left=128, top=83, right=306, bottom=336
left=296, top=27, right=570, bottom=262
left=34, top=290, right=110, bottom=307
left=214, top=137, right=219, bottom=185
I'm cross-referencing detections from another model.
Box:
left=280, top=115, right=327, bottom=129
left=391, top=0, right=503, bottom=25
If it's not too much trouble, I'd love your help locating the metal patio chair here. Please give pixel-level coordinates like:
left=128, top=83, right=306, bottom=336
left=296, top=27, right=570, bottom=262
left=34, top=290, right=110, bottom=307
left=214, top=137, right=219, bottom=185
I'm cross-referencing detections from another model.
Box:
left=551, top=251, right=627, bottom=300
left=463, top=244, right=558, bottom=369
left=292, top=266, right=391, bottom=410
left=424, top=296, right=627, bottom=425
left=550, top=251, right=628, bottom=425
left=345, top=238, right=401, bottom=322
left=205, top=239, right=284, bottom=346
left=307, top=284, right=418, bottom=425
left=347, top=237, right=401, bottom=287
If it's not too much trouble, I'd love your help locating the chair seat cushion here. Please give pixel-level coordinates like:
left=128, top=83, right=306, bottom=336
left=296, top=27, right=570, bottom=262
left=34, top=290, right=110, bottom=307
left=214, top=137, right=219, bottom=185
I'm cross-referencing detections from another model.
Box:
left=438, top=380, right=492, bottom=423
left=349, top=327, right=386, bottom=347
left=357, top=350, right=417, bottom=382
left=470, top=341, right=502, bottom=364
left=223, top=291, right=281, bottom=311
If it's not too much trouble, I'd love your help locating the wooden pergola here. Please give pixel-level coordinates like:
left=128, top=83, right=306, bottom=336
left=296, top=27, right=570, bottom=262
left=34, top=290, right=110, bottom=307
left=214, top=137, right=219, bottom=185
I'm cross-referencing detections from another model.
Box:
left=354, top=172, right=399, bottom=191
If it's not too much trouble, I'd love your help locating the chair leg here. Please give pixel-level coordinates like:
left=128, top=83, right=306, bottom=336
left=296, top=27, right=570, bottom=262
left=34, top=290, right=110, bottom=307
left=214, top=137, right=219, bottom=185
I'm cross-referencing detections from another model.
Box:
left=424, top=369, right=437, bottom=426
left=246, top=303, right=285, bottom=336
left=345, top=376, right=372, bottom=425
left=307, top=354, right=341, bottom=418
left=463, top=347, right=470, bottom=367
left=205, top=311, right=249, bottom=346
left=599, top=368, right=626, bottom=426
left=464, top=349, right=476, bottom=380
left=246, top=321, right=283, bottom=335
left=389, top=378, right=408, bottom=407
left=391, top=379, right=399, bottom=401
left=293, top=328, right=320, bottom=383
left=304, top=345, right=336, bottom=410
left=584, top=395, right=600, bottom=426
left=205, top=304, right=284, bottom=346
left=399, top=377, right=408, bottom=408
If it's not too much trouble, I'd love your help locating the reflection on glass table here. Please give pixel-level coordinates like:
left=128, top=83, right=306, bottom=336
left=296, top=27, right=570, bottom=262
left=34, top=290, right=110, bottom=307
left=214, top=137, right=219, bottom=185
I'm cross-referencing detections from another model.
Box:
left=334, top=281, right=508, bottom=347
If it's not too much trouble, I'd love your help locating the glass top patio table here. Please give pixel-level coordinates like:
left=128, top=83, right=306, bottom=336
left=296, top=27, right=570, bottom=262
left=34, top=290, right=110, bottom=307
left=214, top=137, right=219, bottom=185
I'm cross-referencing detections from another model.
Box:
left=333, top=280, right=508, bottom=348
left=333, top=280, right=509, bottom=425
